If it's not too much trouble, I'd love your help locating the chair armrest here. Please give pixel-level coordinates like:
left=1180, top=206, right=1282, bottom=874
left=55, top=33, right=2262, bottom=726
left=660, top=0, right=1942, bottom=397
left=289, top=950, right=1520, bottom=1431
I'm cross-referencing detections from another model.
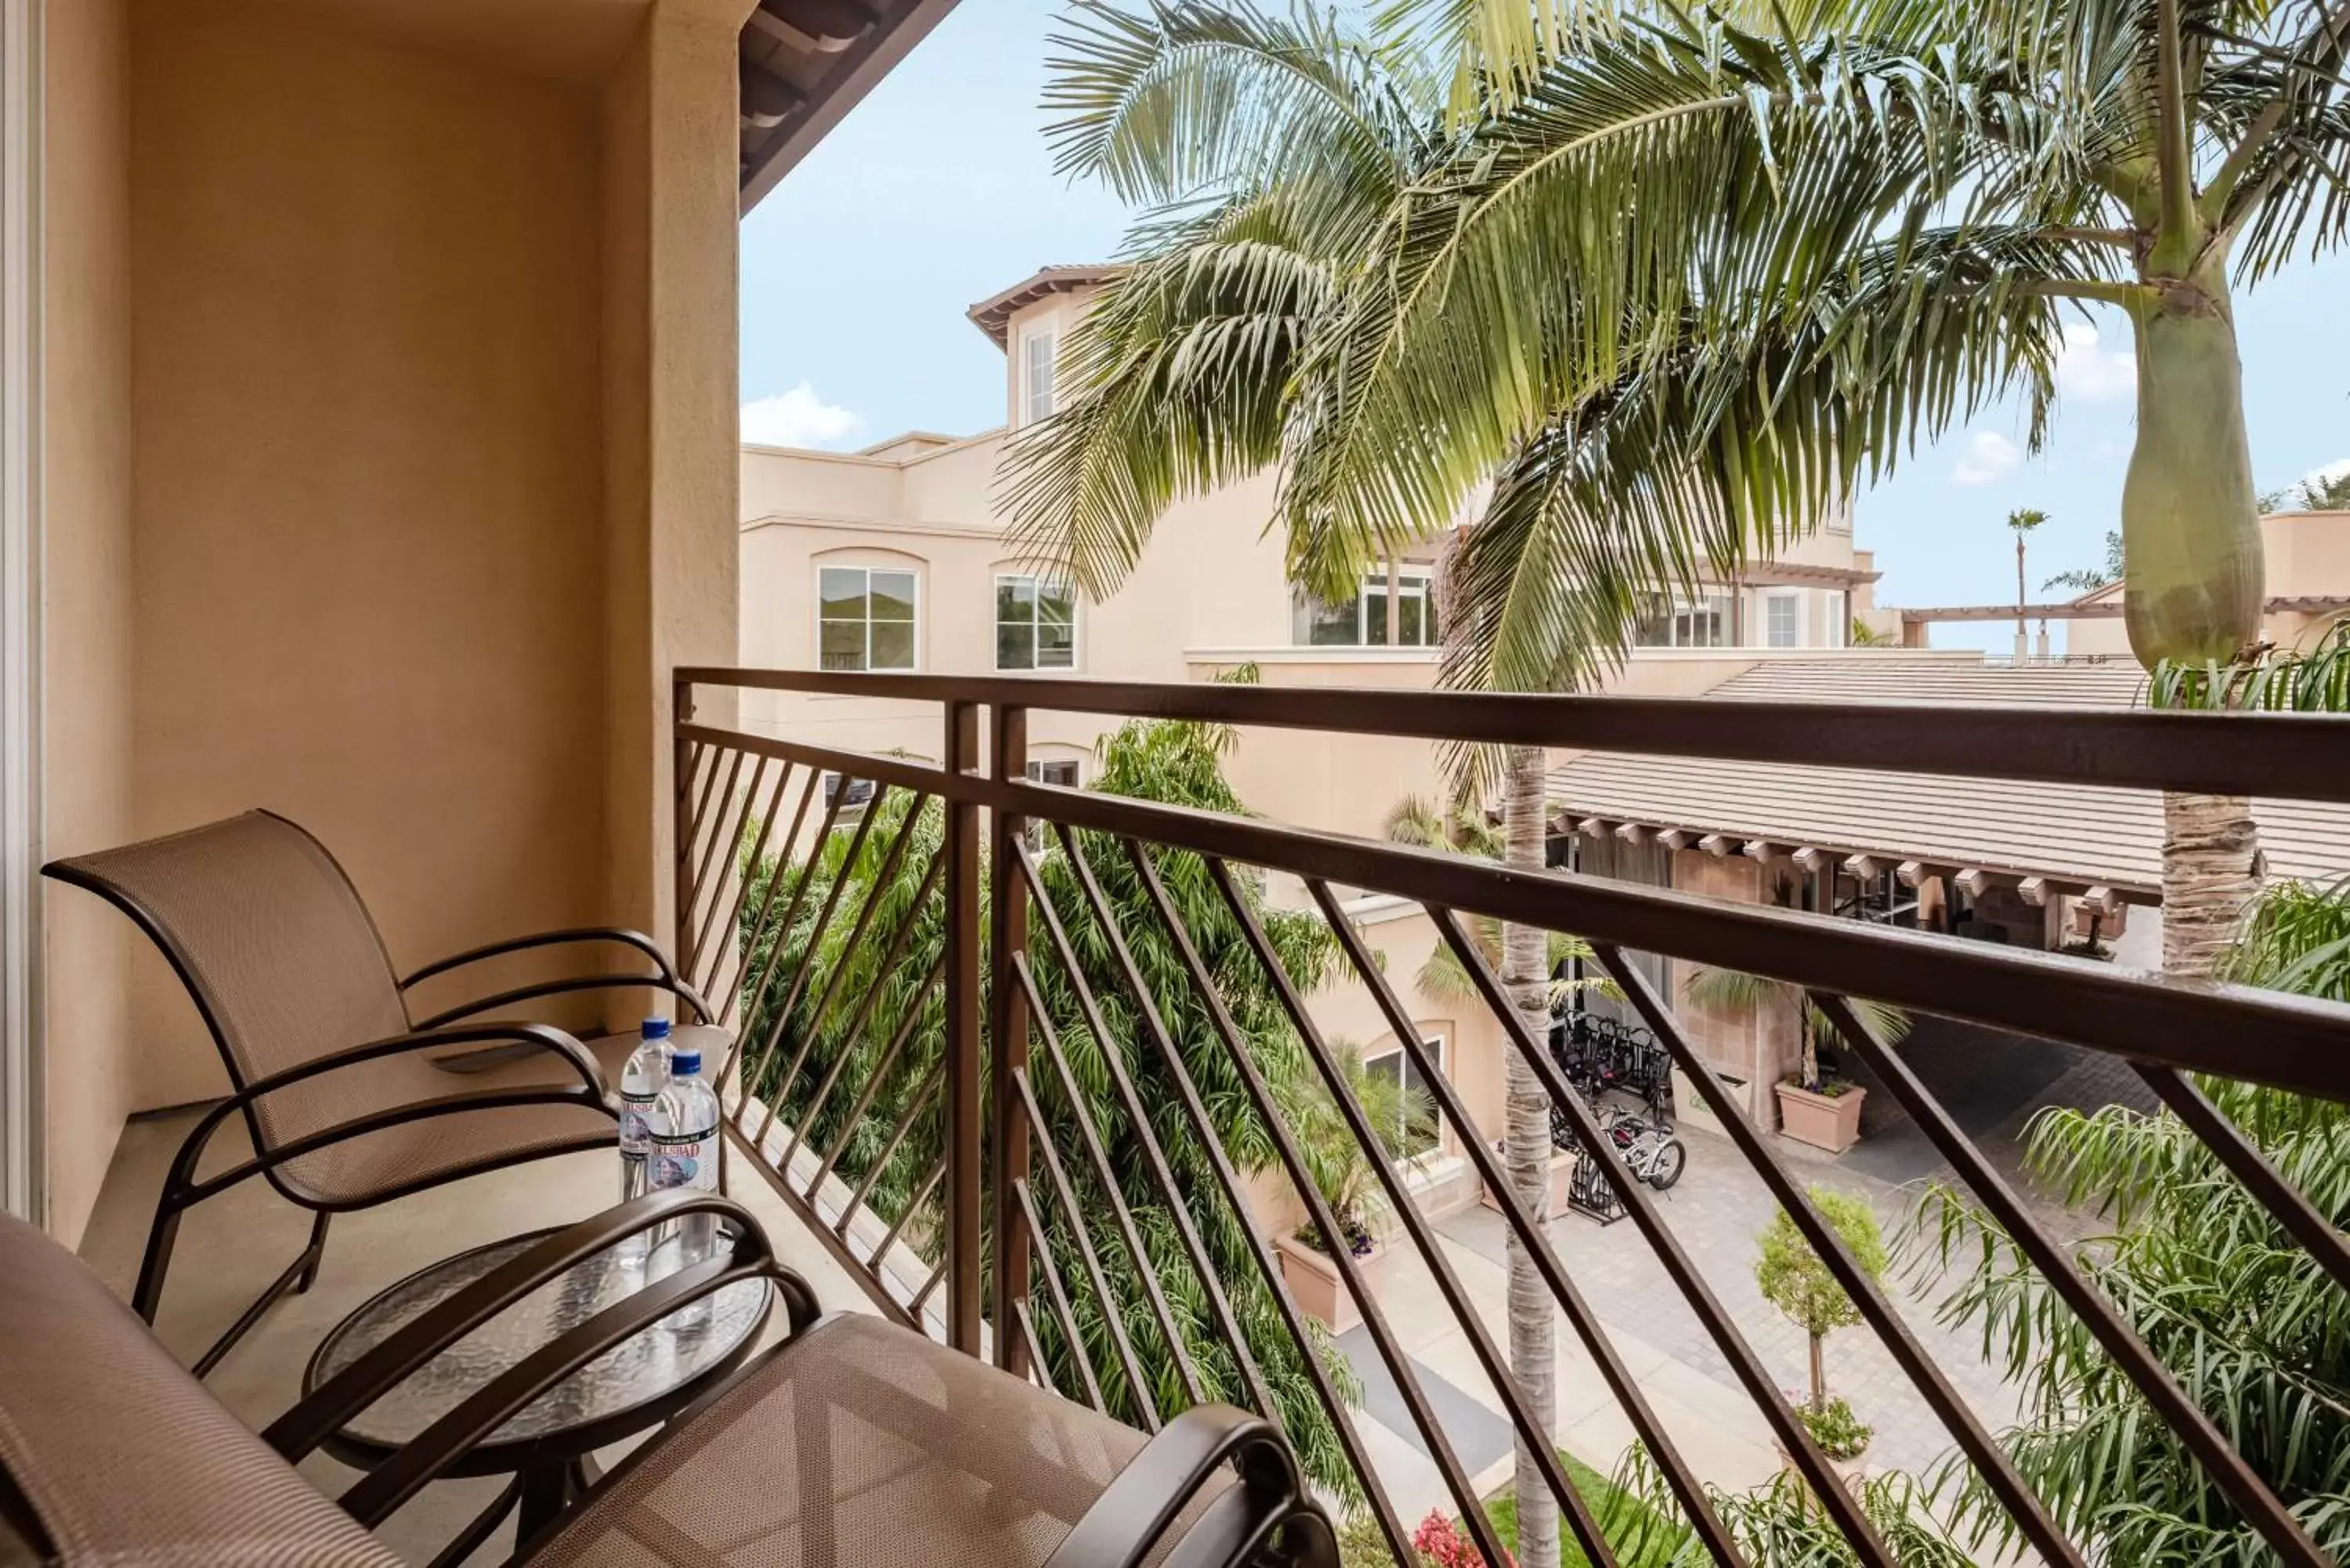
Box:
left=266, top=1193, right=818, bottom=1485
left=402, top=927, right=681, bottom=989
left=402, top=927, right=711, bottom=1027
left=1043, top=1405, right=1318, bottom=1568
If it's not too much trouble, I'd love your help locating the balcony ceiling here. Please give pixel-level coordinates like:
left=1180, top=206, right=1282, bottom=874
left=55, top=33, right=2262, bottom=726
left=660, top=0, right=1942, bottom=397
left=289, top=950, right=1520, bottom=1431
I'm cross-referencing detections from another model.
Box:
left=738, top=0, right=961, bottom=211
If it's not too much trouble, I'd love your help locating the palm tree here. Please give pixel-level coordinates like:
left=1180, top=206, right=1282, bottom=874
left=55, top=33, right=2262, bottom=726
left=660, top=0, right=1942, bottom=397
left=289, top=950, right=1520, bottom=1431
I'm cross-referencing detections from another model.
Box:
left=2043, top=529, right=2124, bottom=594
left=1383, top=795, right=1599, bottom=1006
left=2005, top=508, right=2047, bottom=658
left=1048, top=0, right=2350, bottom=978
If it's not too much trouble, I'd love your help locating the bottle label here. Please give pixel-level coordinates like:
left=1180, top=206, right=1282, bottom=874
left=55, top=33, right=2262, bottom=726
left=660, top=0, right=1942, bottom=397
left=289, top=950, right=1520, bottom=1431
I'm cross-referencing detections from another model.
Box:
left=620, top=1090, right=657, bottom=1155
left=650, top=1127, right=711, bottom=1190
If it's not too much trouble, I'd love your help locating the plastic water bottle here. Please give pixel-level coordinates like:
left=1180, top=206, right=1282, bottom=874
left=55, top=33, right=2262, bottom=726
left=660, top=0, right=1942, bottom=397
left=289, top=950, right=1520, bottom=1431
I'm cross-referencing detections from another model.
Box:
left=650, top=1042, right=722, bottom=1321
left=615, top=1018, right=672, bottom=1269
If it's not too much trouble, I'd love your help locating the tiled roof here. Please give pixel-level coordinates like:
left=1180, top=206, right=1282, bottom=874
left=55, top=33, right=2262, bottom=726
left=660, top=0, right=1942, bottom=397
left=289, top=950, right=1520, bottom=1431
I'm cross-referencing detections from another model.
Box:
left=1548, top=656, right=2350, bottom=896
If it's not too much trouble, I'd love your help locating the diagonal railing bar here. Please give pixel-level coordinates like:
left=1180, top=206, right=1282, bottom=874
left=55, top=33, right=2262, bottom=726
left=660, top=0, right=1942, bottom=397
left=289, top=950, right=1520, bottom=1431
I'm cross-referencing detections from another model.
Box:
left=1011, top=1300, right=1057, bottom=1398
left=1008, top=1053, right=1163, bottom=1431
left=717, top=761, right=824, bottom=1031
left=837, top=1073, right=940, bottom=1241
left=1433, top=927, right=1888, bottom=1563
left=1123, top=840, right=1413, bottom=1563
left=682, top=753, right=767, bottom=981
left=682, top=742, right=723, bottom=874
left=873, top=1158, right=945, bottom=1281
left=1304, top=883, right=1633, bottom=1568
left=730, top=783, right=889, bottom=1133
left=807, top=959, right=943, bottom=1195
left=781, top=865, right=946, bottom=1172
left=689, top=757, right=786, bottom=999
left=1584, top=939, right=2082, bottom=1568
left=717, top=1118, right=918, bottom=1334
left=1036, top=829, right=1278, bottom=1420
left=910, top=1260, right=946, bottom=1320
left=1015, top=1175, right=1110, bottom=1413
left=717, top=773, right=849, bottom=1092
left=2131, top=1064, right=2350, bottom=1299
left=1203, top=856, right=1535, bottom=1568
left=683, top=748, right=747, bottom=970
left=1309, top=891, right=1740, bottom=1567
left=1007, top=945, right=1208, bottom=1410
left=1810, top=992, right=2330, bottom=1568
left=752, top=793, right=933, bottom=1151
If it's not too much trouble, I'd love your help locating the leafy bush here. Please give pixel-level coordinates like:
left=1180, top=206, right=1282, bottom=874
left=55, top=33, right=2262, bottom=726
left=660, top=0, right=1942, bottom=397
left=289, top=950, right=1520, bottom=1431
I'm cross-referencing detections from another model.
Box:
left=1754, top=1185, right=1889, bottom=1422
left=1796, top=1395, right=1872, bottom=1461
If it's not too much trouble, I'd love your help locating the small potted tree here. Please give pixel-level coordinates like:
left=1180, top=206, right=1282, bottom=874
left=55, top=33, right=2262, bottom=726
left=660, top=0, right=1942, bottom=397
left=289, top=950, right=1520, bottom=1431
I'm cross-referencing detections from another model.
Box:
left=1682, top=967, right=1907, bottom=1154
left=1755, top=1184, right=1889, bottom=1478
left=1275, top=1047, right=1432, bottom=1331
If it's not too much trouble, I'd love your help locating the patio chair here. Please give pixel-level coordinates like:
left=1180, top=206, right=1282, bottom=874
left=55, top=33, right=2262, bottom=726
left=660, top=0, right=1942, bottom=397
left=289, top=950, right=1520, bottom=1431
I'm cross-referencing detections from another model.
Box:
left=42, top=808, right=721, bottom=1375
left=0, top=1194, right=1336, bottom=1568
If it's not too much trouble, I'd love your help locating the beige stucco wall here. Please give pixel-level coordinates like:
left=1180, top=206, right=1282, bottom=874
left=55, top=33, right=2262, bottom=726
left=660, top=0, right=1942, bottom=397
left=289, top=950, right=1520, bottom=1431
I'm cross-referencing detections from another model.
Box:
left=96, top=0, right=741, bottom=1111
left=41, top=0, right=139, bottom=1245
left=2065, top=510, right=2350, bottom=658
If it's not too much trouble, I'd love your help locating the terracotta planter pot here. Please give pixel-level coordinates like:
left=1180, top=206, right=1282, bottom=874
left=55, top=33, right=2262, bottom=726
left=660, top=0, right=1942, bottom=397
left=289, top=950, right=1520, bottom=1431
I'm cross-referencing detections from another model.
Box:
left=1478, top=1145, right=1575, bottom=1221
left=1273, top=1230, right=1390, bottom=1333
left=1775, top=1080, right=1867, bottom=1153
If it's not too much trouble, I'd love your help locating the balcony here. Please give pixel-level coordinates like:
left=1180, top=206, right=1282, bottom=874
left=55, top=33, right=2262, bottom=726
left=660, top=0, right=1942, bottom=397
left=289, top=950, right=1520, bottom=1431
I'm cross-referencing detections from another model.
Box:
left=74, top=666, right=2350, bottom=1566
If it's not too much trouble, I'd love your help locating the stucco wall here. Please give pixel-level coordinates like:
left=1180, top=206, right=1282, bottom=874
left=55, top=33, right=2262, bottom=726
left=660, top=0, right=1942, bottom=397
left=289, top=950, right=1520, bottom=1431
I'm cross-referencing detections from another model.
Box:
left=125, top=0, right=612, bottom=1105
left=42, top=0, right=138, bottom=1243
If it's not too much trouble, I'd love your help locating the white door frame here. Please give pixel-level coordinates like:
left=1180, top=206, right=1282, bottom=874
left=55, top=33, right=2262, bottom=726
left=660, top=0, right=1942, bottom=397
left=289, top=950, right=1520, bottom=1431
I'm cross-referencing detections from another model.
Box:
left=0, top=0, right=42, bottom=1225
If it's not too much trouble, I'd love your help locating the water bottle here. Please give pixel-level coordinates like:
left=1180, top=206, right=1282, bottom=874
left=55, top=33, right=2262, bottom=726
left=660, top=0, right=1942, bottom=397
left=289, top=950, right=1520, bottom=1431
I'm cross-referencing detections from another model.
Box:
left=615, top=1018, right=672, bottom=1269
left=650, top=1042, right=722, bottom=1324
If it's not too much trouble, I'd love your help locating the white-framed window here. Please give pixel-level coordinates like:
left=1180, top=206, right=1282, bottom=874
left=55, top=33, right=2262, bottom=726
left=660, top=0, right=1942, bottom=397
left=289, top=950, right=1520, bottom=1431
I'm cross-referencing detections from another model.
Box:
left=1830, top=590, right=1850, bottom=647
left=1021, top=327, right=1058, bottom=426
left=817, top=565, right=918, bottom=671
left=996, top=575, right=1077, bottom=670
left=1022, top=758, right=1081, bottom=851
left=1635, top=594, right=1732, bottom=648
left=1362, top=1035, right=1445, bottom=1159
left=1763, top=593, right=1802, bottom=649
left=1292, top=569, right=1436, bottom=648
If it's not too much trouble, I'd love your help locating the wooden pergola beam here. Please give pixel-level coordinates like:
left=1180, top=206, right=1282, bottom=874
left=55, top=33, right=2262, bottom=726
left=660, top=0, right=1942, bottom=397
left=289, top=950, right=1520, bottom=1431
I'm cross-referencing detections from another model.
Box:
left=1614, top=822, right=1649, bottom=846
left=1698, top=833, right=1734, bottom=858
left=1655, top=829, right=1693, bottom=851
left=1741, top=840, right=1777, bottom=862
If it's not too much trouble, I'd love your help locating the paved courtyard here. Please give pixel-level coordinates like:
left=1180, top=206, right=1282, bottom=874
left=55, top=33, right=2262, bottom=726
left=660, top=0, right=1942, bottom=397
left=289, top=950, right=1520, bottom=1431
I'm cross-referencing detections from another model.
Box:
left=1335, top=1021, right=2144, bottom=1526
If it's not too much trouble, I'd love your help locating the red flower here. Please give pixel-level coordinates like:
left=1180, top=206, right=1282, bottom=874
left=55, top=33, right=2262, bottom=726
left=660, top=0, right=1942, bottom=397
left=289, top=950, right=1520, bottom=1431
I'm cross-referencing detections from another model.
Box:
left=1411, top=1508, right=1513, bottom=1568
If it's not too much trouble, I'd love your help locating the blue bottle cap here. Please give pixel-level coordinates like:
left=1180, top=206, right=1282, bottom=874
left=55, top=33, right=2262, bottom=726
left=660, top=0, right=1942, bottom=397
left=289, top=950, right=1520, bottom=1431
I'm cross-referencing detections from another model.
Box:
left=642, top=1017, right=671, bottom=1040
left=669, top=1047, right=702, bottom=1075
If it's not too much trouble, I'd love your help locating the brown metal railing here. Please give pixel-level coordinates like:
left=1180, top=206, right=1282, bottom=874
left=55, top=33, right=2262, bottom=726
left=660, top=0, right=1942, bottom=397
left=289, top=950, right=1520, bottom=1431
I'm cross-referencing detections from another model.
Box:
left=671, top=667, right=2350, bottom=1568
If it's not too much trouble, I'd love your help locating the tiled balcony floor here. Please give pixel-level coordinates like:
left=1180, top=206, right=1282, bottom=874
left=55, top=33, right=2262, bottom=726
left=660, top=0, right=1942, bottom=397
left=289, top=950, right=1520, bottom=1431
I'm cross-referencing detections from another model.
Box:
left=78, top=1106, right=878, bottom=1566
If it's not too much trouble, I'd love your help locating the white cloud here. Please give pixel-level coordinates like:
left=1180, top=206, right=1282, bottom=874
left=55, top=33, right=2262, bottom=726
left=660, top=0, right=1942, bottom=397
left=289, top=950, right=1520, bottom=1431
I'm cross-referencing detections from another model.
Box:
left=2303, top=457, right=2350, bottom=487
left=1950, top=430, right=2023, bottom=486
left=2054, top=321, right=2136, bottom=403
left=741, top=383, right=866, bottom=450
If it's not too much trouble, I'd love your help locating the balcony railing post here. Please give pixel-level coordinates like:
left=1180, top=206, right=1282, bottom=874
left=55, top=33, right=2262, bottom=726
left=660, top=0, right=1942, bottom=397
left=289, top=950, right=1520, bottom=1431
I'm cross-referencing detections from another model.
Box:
left=942, top=699, right=985, bottom=1354
left=988, top=703, right=1032, bottom=1374
left=671, top=674, right=696, bottom=999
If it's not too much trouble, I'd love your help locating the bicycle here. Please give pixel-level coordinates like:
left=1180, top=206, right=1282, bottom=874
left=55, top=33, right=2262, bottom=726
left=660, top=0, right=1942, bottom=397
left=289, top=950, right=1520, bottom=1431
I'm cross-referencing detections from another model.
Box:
left=1603, top=1107, right=1687, bottom=1191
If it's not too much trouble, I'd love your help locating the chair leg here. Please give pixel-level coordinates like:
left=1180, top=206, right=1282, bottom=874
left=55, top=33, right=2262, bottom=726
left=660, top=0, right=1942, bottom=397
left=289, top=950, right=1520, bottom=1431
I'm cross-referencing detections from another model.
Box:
left=295, top=1209, right=331, bottom=1293
left=130, top=1190, right=185, bottom=1324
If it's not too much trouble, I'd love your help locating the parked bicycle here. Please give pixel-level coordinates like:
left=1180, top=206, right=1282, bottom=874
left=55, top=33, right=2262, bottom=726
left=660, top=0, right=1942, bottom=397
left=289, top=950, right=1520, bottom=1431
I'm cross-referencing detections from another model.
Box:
left=1603, top=1106, right=1687, bottom=1191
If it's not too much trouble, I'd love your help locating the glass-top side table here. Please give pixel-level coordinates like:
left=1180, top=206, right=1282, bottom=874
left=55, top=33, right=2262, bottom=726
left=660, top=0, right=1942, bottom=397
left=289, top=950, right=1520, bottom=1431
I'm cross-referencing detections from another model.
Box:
left=304, top=1223, right=772, bottom=1555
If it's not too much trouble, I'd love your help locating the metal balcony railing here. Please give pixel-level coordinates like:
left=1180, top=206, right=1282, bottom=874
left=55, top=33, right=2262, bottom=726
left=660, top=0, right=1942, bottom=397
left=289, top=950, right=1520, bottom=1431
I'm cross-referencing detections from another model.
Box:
left=670, top=667, right=2350, bottom=1568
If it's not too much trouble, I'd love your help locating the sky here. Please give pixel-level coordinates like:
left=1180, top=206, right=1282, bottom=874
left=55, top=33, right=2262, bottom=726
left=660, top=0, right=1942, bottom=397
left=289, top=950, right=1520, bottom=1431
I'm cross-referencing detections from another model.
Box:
left=739, top=0, right=2350, bottom=656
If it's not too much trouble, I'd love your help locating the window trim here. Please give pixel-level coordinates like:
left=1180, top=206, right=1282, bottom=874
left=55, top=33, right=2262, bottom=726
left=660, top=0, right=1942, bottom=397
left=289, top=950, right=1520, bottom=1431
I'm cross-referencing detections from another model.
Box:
left=1020, top=326, right=1058, bottom=428
left=1361, top=1032, right=1447, bottom=1160
left=815, top=563, right=921, bottom=673
left=1761, top=591, right=1802, bottom=649
left=1292, top=566, right=1437, bottom=649
left=993, top=572, right=1079, bottom=673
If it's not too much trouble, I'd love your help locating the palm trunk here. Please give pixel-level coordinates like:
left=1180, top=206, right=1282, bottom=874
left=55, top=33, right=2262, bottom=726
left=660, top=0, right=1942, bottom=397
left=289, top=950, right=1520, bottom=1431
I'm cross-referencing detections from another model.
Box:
left=1502, top=742, right=1559, bottom=1568
left=2125, top=260, right=2267, bottom=976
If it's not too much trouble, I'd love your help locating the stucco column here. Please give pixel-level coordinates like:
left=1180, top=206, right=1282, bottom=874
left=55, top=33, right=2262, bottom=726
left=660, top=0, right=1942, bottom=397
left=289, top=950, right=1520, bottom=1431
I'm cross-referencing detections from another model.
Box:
left=602, top=0, right=747, bottom=976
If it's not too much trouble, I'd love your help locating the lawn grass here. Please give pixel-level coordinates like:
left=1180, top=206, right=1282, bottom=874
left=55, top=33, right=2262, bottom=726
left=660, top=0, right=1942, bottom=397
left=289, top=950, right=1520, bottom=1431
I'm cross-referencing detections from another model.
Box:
left=1479, top=1450, right=1691, bottom=1568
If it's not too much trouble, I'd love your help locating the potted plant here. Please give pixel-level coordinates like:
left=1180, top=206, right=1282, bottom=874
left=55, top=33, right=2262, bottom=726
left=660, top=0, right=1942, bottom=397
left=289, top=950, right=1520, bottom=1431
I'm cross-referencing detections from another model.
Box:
left=1683, top=964, right=1907, bottom=1153
left=1478, top=1134, right=1576, bottom=1221
left=1275, top=1046, right=1433, bottom=1331
left=1755, top=1184, right=1889, bottom=1479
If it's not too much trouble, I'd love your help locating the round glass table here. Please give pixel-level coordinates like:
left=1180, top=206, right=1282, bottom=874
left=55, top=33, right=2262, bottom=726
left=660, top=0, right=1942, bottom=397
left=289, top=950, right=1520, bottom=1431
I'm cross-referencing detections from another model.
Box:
left=304, top=1224, right=772, bottom=1549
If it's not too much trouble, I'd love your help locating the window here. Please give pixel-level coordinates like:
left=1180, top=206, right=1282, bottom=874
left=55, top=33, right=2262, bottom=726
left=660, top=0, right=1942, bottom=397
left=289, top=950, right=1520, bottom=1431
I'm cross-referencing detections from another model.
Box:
left=1022, top=329, right=1058, bottom=426
left=1763, top=594, right=1801, bottom=649
left=1635, top=594, right=1732, bottom=648
left=818, top=565, right=917, bottom=671
left=1022, top=758, right=1081, bottom=851
left=996, top=575, right=1077, bottom=670
left=1362, top=1036, right=1444, bottom=1160
left=1830, top=591, right=1850, bottom=647
left=1292, top=569, right=1436, bottom=648
left=820, top=771, right=877, bottom=813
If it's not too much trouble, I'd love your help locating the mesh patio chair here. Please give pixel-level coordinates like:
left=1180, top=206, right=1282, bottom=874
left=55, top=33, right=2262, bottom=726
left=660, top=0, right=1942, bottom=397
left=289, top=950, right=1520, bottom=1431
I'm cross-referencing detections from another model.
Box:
left=42, top=809, right=722, bottom=1375
left=0, top=1194, right=1335, bottom=1568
